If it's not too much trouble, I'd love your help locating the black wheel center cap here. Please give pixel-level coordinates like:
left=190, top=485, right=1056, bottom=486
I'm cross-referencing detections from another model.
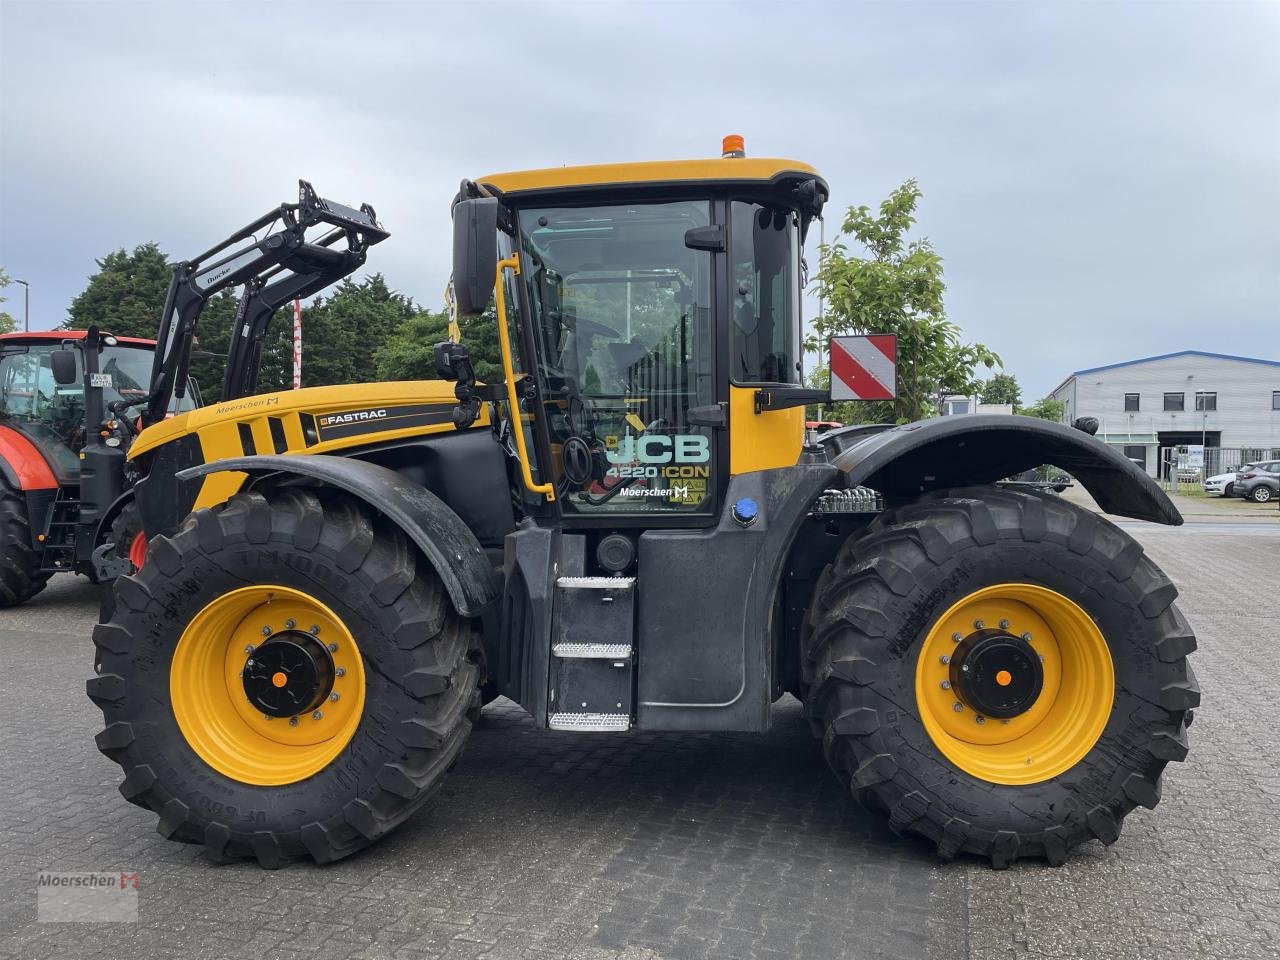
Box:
left=950, top=628, right=1043, bottom=719
left=242, top=632, right=334, bottom=718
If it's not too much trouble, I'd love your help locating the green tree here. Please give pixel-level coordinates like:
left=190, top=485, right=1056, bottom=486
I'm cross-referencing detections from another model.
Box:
left=808, top=180, right=1000, bottom=423
left=980, top=372, right=1021, bottom=408
left=1020, top=396, right=1066, bottom=422
left=374, top=306, right=504, bottom=384
left=64, top=243, right=172, bottom=338
left=302, top=274, right=418, bottom=387
left=0, top=268, right=18, bottom=333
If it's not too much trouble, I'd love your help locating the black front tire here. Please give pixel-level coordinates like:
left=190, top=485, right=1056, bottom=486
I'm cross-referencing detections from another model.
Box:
left=802, top=486, right=1198, bottom=868
left=1251, top=486, right=1272, bottom=503
left=88, top=488, right=482, bottom=867
left=0, top=483, right=50, bottom=607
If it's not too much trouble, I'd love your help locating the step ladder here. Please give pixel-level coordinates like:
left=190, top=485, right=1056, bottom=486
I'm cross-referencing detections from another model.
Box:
left=548, top=577, right=635, bottom=732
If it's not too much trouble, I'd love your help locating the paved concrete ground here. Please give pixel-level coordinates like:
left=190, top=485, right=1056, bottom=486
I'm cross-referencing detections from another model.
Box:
left=0, top=523, right=1276, bottom=960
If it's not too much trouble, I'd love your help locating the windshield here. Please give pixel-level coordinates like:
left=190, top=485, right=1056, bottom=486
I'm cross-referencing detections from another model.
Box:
left=0, top=343, right=195, bottom=466
left=517, top=200, right=716, bottom=515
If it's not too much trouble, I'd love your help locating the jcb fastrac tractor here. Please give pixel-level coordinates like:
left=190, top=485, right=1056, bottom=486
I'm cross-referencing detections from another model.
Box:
left=89, top=140, right=1197, bottom=869
left=0, top=182, right=386, bottom=606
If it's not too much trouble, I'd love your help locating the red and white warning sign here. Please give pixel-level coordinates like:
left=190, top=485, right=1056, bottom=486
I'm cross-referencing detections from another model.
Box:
left=829, top=334, right=897, bottom=401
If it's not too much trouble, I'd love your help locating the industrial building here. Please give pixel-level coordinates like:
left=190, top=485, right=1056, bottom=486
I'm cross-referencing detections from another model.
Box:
left=1049, top=350, right=1280, bottom=476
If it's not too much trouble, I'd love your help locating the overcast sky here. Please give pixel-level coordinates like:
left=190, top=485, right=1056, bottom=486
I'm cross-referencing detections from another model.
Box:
left=1, top=1, right=1276, bottom=398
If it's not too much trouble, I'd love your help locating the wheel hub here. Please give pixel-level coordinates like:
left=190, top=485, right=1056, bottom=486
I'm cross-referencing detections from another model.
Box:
left=242, top=632, right=335, bottom=718
left=950, top=628, right=1043, bottom=719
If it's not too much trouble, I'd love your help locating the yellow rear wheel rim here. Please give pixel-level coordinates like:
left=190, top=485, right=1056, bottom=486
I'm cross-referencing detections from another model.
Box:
left=170, top=585, right=366, bottom=786
left=915, top=583, right=1114, bottom=786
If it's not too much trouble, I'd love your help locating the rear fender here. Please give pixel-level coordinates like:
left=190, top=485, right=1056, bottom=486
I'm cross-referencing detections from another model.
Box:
left=830, top=414, right=1181, bottom=525
left=175, top=454, right=499, bottom=617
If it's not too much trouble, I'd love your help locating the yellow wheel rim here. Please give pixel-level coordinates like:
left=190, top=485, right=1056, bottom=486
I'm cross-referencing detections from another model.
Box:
left=170, top=585, right=367, bottom=786
left=915, top=583, right=1114, bottom=786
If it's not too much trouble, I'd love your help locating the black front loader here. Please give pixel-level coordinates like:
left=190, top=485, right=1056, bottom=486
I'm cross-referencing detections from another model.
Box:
left=143, top=180, right=389, bottom=425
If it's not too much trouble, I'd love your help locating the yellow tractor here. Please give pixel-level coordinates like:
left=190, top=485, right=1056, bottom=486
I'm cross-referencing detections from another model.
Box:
left=89, top=139, right=1197, bottom=869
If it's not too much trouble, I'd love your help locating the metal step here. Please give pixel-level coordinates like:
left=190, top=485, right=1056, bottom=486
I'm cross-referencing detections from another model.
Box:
left=552, top=642, right=633, bottom=659
left=548, top=712, right=630, bottom=732
left=556, top=576, right=637, bottom=589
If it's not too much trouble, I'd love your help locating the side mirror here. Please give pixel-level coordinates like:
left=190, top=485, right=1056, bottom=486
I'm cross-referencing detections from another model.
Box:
left=51, top=348, right=78, bottom=386
left=452, top=197, right=499, bottom=317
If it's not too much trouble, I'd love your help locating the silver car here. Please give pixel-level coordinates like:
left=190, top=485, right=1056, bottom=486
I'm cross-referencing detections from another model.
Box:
left=1235, top=461, right=1280, bottom=503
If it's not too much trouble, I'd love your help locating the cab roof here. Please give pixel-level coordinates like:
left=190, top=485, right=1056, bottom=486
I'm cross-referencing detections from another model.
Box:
left=477, top=156, right=826, bottom=201
left=0, top=330, right=156, bottom=348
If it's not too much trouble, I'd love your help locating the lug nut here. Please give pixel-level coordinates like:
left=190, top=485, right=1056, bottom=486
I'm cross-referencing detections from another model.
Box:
left=1001, top=719, right=1011, bottom=725
left=329, top=692, right=340, bottom=702
left=1038, top=654, right=1045, bottom=662
left=951, top=632, right=963, bottom=643
left=961, top=663, right=971, bottom=673
left=975, top=716, right=986, bottom=725
left=940, top=680, right=952, bottom=690
left=326, top=642, right=338, bottom=653
left=284, top=618, right=296, bottom=629
left=312, top=710, right=323, bottom=720
left=998, top=619, right=1010, bottom=630
left=309, top=625, right=321, bottom=635
left=335, top=667, right=346, bottom=678
left=1022, top=632, right=1032, bottom=642
left=244, top=645, right=254, bottom=655
left=289, top=717, right=299, bottom=727
left=973, top=619, right=984, bottom=629
left=939, top=654, right=951, bottom=665
left=1026, top=757, right=1033, bottom=765
left=261, top=626, right=272, bottom=636
left=953, top=702, right=964, bottom=713
left=245, top=659, right=255, bottom=667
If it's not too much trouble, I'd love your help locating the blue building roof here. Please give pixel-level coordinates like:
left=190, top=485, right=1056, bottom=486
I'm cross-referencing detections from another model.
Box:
left=1070, top=350, right=1280, bottom=377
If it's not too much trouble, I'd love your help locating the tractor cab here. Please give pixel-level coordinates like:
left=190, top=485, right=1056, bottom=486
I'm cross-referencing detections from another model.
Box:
left=0, top=329, right=199, bottom=578
left=448, top=137, right=828, bottom=526
left=0, top=331, right=194, bottom=483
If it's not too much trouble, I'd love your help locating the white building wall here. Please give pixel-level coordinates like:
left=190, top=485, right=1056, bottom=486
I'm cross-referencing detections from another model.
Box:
left=1051, top=353, right=1280, bottom=449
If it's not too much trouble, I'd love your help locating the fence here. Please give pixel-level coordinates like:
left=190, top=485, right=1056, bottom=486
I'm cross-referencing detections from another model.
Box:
left=1157, top=446, right=1280, bottom=492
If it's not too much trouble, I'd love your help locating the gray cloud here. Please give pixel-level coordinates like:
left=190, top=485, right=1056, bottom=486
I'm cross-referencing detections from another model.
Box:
left=1, top=0, right=1276, bottom=398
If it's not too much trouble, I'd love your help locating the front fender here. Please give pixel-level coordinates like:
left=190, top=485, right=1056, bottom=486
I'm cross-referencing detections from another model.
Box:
left=831, top=414, right=1181, bottom=525
left=175, top=454, right=499, bottom=617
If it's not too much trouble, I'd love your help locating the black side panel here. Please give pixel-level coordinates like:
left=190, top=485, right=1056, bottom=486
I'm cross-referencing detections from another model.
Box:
left=352, top=430, right=516, bottom=547
left=175, top=454, right=499, bottom=618
left=76, top=443, right=125, bottom=569
left=132, top=435, right=205, bottom=541
left=636, top=463, right=837, bottom=732
left=23, top=488, right=58, bottom=550
left=831, top=414, right=1181, bottom=525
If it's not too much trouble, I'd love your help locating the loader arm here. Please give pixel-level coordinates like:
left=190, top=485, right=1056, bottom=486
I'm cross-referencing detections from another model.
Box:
left=142, top=180, right=389, bottom=424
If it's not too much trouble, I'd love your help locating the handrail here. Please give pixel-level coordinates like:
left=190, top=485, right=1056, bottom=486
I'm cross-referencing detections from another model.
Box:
left=494, top=254, right=556, bottom=501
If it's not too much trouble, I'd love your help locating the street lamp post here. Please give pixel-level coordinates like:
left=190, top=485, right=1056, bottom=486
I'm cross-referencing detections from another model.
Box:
left=13, top=279, right=29, bottom=332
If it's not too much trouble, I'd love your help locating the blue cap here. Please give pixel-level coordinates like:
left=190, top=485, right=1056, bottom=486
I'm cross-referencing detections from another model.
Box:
left=732, top=497, right=759, bottom=526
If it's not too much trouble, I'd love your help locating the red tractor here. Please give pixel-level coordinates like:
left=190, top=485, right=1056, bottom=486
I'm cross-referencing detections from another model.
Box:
left=0, top=328, right=193, bottom=603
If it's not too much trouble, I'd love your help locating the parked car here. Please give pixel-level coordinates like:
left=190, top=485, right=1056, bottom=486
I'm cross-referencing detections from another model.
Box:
left=1202, top=472, right=1236, bottom=497
left=1235, top=461, right=1280, bottom=503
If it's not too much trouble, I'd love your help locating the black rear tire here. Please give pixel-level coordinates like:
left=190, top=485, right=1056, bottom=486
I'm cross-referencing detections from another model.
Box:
left=88, top=487, right=482, bottom=867
left=1251, top=485, right=1272, bottom=503
left=0, top=483, right=50, bottom=607
left=802, top=486, right=1198, bottom=868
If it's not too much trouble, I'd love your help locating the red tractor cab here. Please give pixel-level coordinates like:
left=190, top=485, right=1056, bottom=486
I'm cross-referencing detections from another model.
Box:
left=0, top=329, right=197, bottom=603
